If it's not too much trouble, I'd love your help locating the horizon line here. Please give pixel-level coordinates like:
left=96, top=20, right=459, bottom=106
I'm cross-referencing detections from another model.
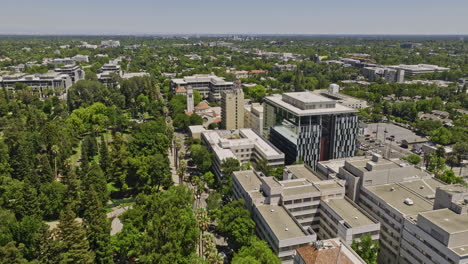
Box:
left=0, top=33, right=467, bottom=37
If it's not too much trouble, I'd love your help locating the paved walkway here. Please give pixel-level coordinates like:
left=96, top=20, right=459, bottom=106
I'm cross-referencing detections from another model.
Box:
left=46, top=205, right=132, bottom=235
left=107, top=205, right=132, bottom=235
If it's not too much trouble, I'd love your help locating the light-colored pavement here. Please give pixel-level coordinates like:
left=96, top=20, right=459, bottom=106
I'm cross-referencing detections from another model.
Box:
left=107, top=205, right=132, bottom=235
left=46, top=205, right=132, bottom=235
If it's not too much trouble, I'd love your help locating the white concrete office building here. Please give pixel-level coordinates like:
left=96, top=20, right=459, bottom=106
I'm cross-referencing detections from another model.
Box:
left=201, top=129, right=284, bottom=178
left=0, top=72, right=72, bottom=97
left=54, top=64, right=85, bottom=84
left=170, top=74, right=235, bottom=101
left=232, top=165, right=380, bottom=263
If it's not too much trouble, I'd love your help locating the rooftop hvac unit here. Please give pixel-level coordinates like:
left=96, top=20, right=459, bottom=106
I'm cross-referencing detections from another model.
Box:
left=404, top=198, right=414, bottom=205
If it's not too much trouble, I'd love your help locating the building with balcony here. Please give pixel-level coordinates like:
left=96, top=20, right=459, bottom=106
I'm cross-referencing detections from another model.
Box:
left=264, top=92, right=359, bottom=169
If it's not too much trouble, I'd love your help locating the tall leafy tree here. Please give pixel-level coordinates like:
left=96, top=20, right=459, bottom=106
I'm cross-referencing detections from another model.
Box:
left=232, top=238, right=280, bottom=264
left=98, top=136, right=111, bottom=174
left=0, top=242, right=29, bottom=264
left=138, top=186, right=199, bottom=264
left=82, top=188, right=113, bottom=264
left=81, top=163, right=109, bottom=207
left=351, top=234, right=379, bottom=264
left=108, top=133, right=130, bottom=190
left=214, top=200, right=255, bottom=250
left=14, top=182, right=42, bottom=220
left=55, top=205, right=95, bottom=264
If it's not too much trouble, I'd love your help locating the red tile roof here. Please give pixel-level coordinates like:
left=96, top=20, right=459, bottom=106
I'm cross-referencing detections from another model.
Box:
left=295, top=242, right=354, bottom=264
left=195, top=101, right=210, bottom=110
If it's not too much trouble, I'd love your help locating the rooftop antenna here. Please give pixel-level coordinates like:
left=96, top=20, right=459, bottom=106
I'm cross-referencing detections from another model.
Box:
left=335, top=243, right=342, bottom=264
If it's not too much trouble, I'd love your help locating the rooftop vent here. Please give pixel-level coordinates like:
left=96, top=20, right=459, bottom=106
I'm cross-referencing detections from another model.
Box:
left=354, top=216, right=359, bottom=220
left=390, top=187, right=396, bottom=192
left=371, top=153, right=381, bottom=162
left=270, top=209, right=275, bottom=212
left=404, top=198, right=414, bottom=206
left=285, top=227, right=289, bottom=231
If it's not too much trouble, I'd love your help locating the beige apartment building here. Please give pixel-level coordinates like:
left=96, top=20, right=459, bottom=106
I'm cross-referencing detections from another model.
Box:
left=221, top=86, right=244, bottom=130
left=244, top=103, right=264, bottom=135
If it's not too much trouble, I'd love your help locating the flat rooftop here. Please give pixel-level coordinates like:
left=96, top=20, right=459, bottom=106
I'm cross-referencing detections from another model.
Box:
left=265, top=93, right=358, bottom=117
left=316, top=182, right=344, bottom=192
left=419, top=209, right=468, bottom=234
left=233, top=170, right=262, bottom=192
left=188, top=125, right=206, bottom=134
left=256, top=204, right=307, bottom=240
left=401, top=178, right=445, bottom=199
left=283, top=185, right=320, bottom=196
left=239, top=129, right=284, bottom=159
left=312, top=89, right=367, bottom=104
left=325, top=199, right=375, bottom=227
left=286, top=165, right=322, bottom=182
left=284, top=92, right=335, bottom=104
left=347, top=158, right=399, bottom=172
left=319, top=156, right=368, bottom=174
left=365, top=182, right=434, bottom=216
left=202, top=129, right=283, bottom=162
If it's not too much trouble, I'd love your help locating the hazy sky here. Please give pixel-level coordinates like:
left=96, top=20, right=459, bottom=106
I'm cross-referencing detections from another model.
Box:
left=1, top=0, right=467, bottom=35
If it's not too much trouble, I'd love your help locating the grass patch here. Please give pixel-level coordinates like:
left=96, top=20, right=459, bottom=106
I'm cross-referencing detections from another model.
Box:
left=69, top=141, right=82, bottom=166
left=107, top=182, right=119, bottom=193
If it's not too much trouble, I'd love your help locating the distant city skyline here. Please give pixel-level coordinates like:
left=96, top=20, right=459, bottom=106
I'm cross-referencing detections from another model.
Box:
left=1, top=0, right=467, bottom=35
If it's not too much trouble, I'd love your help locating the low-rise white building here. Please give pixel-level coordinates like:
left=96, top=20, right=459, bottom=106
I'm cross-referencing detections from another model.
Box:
left=54, top=65, right=85, bottom=84
left=0, top=72, right=72, bottom=97
left=101, top=40, right=120, bottom=48
left=201, top=129, right=284, bottom=178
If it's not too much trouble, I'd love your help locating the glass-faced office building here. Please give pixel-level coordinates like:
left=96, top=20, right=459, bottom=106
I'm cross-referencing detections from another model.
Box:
left=264, top=92, right=359, bottom=168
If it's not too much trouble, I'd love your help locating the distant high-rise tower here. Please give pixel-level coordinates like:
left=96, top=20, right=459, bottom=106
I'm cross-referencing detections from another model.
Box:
left=221, top=81, right=244, bottom=130
left=313, top=54, right=321, bottom=63
left=186, top=86, right=194, bottom=113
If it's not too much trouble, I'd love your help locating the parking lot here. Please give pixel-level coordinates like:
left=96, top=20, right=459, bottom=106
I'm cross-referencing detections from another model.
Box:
left=359, top=123, right=418, bottom=159
left=364, top=123, right=425, bottom=145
